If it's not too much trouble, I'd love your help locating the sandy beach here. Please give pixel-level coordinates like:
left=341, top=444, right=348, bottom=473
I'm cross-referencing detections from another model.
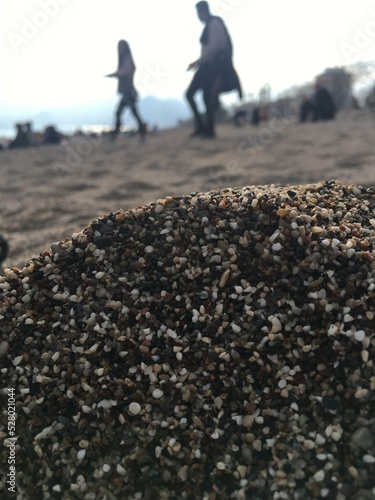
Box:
left=1, top=108, right=375, bottom=498
left=0, top=108, right=374, bottom=270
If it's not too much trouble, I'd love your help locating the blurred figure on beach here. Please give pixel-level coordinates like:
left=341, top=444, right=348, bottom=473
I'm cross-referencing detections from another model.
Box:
left=24, top=122, right=37, bottom=146
left=299, top=96, right=315, bottom=123
left=8, top=123, right=32, bottom=149
left=0, top=235, right=9, bottom=265
left=106, top=40, right=147, bottom=140
left=251, top=106, right=260, bottom=126
left=313, top=83, right=336, bottom=121
left=186, top=1, right=242, bottom=139
left=366, top=85, right=375, bottom=113
left=42, top=125, right=62, bottom=145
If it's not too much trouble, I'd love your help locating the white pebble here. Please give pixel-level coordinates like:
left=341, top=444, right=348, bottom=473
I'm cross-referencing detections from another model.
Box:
left=278, top=379, right=287, bottom=389
left=97, top=399, right=117, bottom=410
left=129, top=402, right=141, bottom=415
left=354, top=330, right=365, bottom=342
left=117, top=464, right=127, bottom=475
left=327, top=325, right=338, bottom=336
left=211, top=430, right=220, bottom=439
left=35, top=426, right=55, bottom=440
left=77, top=449, right=86, bottom=460
left=52, top=352, right=60, bottom=362
left=167, top=329, right=177, bottom=339
left=13, top=355, right=23, bottom=366
left=152, top=389, right=164, bottom=399
left=313, top=470, right=325, bottom=482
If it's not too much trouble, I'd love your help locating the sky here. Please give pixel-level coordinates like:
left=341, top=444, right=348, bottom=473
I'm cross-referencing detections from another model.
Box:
left=1, top=0, right=375, bottom=111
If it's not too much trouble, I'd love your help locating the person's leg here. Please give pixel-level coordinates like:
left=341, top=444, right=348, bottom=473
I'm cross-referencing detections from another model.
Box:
left=114, top=96, right=127, bottom=135
left=130, top=103, right=147, bottom=139
left=203, top=77, right=221, bottom=138
left=186, top=69, right=206, bottom=135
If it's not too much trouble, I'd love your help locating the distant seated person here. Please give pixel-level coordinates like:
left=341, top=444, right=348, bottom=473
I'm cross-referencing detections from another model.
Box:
left=42, top=125, right=61, bottom=145
left=233, top=109, right=247, bottom=127
left=299, top=96, right=315, bottom=123
left=313, top=83, right=336, bottom=121
left=251, top=106, right=260, bottom=126
left=8, top=123, right=32, bottom=149
left=259, top=107, right=268, bottom=122
left=24, top=122, right=37, bottom=146
left=0, top=235, right=9, bottom=265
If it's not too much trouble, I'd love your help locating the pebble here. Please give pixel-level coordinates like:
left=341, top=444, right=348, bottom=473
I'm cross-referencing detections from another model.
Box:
left=152, top=389, right=164, bottom=399
left=1, top=180, right=374, bottom=499
left=129, top=402, right=141, bottom=415
left=0, top=341, right=9, bottom=358
left=351, top=428, right=374, bottom=450
left=354, top=330, right=365, bottom=342
left=313, top=470, right=325, bottom=482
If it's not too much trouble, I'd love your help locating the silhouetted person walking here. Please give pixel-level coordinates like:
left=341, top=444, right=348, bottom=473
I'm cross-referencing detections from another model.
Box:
left=106, top=40, right=146, bottom=140
left=186, top=1, right=242, bottom=139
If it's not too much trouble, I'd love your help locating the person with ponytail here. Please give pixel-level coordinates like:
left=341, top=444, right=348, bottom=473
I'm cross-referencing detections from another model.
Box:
left=106, top=40, right=147, bottom=139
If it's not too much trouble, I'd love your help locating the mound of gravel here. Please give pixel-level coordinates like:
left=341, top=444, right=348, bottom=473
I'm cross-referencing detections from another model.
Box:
left=1, top=180, right=374, bottom=499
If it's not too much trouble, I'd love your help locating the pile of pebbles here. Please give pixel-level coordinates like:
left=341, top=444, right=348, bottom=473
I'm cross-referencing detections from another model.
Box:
left=0, top=180, right=374, bottom=499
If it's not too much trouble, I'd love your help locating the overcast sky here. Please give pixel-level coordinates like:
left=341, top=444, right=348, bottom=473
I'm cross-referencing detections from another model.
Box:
left=1, top=0, right=375, bottom=109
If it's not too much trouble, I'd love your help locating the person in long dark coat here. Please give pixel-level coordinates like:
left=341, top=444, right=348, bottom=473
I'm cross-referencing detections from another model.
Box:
left=186, top=1, right=242, bottom=138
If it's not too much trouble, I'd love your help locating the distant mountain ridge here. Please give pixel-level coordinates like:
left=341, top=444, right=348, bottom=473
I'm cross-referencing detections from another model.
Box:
left=0, top=96, right=191, bottom=136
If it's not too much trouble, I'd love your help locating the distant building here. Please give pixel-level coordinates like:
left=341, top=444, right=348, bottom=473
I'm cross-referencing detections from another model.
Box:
left=316, top=67, right=353, bottom=110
